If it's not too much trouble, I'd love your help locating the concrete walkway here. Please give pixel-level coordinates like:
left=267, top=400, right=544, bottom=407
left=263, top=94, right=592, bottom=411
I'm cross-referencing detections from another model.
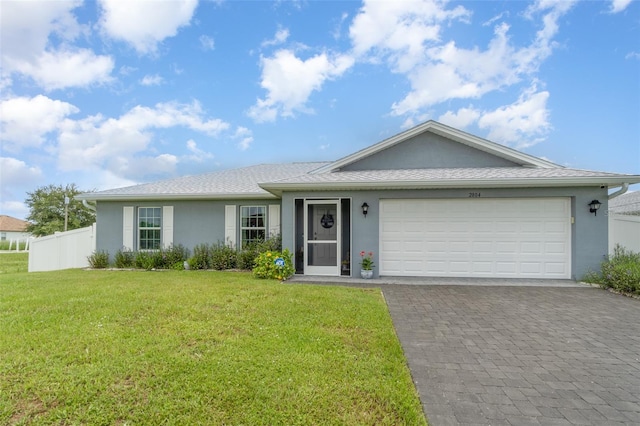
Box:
left=289, top=277, right=640, bottom=425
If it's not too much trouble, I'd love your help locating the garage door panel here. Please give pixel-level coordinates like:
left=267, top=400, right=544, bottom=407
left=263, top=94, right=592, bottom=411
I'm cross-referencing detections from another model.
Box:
left=380, top=198, right=571, bottom=279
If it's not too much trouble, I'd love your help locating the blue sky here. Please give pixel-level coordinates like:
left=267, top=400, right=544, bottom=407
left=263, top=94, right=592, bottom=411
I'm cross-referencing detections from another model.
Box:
left=1, top=0, right=639, bottom=220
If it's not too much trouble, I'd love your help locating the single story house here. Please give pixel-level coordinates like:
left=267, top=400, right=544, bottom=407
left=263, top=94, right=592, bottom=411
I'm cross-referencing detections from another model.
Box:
left=0, top=215, right=31, bottom=242
left=78, top=121, right=640, bottom=280
left=608, top=191, right=640, bottom=216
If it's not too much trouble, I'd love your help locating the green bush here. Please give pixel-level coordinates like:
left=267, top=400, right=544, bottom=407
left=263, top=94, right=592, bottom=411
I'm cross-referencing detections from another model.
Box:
left=257, top=234, right=282, bottom=252
left=210, top=242, right=237, bottom=270
left=236, top=235, right=282, bottom=271
left=165, top=244, right=189, bottom=266
left=135, top=251, right=155, bottom=271
left=253, top=249, right=295, bottom=281
left=87, top=250, right=109, bottom=269
left=237, top=245, right=259, bottom=270
left=585, top=245, right=640, bottom=295
left=188, top=243, right=211, bottom=270
left=114, top=249, right=135, bottom=268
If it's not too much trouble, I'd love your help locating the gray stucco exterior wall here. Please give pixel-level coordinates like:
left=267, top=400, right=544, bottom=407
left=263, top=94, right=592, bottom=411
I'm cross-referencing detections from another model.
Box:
left=281, top=186, right=609, bottom=280
left=96, top=199, right=281, bottom=256
left=341, top=132, right=520, bottom=171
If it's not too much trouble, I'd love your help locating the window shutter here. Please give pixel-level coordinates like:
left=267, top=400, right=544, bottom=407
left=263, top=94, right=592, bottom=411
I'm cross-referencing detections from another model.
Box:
left=163, top=206, right=174, bottom=248
left=269, top=204, right=281, bottom=237
left=123, top=206, right=134, bottom=250
left=225, top=205, right=237, bottom=248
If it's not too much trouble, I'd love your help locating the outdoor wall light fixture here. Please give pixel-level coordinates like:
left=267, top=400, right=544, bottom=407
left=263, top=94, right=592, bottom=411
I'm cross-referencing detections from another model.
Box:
left=361, top=202, right=369, bottom=217
left=588, top=199, right=602, bottom=216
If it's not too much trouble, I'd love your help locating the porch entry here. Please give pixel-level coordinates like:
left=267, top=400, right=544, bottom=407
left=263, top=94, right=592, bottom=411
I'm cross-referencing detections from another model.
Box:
left=295, top=198, right=351, bottom=276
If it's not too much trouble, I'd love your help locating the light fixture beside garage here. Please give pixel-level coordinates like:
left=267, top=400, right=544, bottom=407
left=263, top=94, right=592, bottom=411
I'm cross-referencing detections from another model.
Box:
left=589, top=199, right=602, bottom=216
left=361, top=202, right=369, bottom=217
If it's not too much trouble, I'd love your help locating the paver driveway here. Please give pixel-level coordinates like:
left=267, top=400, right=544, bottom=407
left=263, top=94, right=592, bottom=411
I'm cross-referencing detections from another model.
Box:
left=382, top=285, right=640, bottom=426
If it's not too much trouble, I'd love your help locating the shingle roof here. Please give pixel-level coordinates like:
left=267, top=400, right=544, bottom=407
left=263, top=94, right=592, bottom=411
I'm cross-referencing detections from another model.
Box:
left=609, top=191, right=640, bottom=215
left=259, top=167, right=640, bottom=193
left=81, top=162, right=329, bottom=200
left=0, top=215, right=29, bottom=232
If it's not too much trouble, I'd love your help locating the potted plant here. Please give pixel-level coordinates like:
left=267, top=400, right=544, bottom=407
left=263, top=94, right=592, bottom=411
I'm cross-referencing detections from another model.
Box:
left=360, top=251, right=375, bottom=279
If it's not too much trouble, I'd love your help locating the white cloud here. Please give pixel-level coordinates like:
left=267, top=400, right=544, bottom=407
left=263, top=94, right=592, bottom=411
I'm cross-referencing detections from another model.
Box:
left=185, top=139, right=214, bottom=162
left=0, top=157, right=43, bottom=188
left=98, top=0, right=198, bottom=54
left=0, top=200, right=30, bottom=220
left=347, top=0, right=575, bottom=123
left=56, top=101, right=230, bottom=179
left=234, top=127, right=254, bottom=151
left=0, top=156, right=42, bottom=218
left=438, top=107, right=481, bottom=129
left=0, top=1, right=114, bottom=91
left=199, top=35, right=215, bottom=51
left=140, top=74, right=165, bottom=86
left=610, top=0, right=633, bottom=13
left=12, top=49, right=114, bottom=91
left=0, top=95, right=79, bottom=150
left=349, top=0, right=471, bottom=72
left=625, top=52, right=640, bottom=60
left=262, top=28, right=290, bottom=47
left=477, top=85, right=551, bottom=148
left=248, top=49, right=354, bottom=122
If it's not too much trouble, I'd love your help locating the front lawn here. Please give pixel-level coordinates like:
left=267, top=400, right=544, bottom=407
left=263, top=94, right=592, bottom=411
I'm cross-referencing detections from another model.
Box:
left=0, top=261, right=426, bottom=425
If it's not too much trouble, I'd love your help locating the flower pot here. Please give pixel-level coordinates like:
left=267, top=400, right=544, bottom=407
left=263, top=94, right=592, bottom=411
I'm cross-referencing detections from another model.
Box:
left=360, top=269, right=373, bottom=279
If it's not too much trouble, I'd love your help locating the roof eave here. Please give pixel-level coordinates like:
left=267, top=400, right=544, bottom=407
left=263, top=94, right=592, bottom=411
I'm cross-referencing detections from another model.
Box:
left=260, top=177, right=640, bottom=193
left=77, top=192, right=279, bottom=202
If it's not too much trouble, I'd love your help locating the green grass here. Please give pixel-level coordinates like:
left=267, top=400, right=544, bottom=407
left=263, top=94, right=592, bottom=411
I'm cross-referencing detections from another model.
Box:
left=0, top=256, right=426, bottom=425
left=0, top=253, right=29, bottom=274
left=0, top=241, right=28, bottom=251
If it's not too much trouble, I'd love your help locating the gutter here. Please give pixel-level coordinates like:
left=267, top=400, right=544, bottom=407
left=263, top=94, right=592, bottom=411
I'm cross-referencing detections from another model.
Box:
left=608, top=183, right=629, bottom=200
left=82, top=199, right=96, bottom=211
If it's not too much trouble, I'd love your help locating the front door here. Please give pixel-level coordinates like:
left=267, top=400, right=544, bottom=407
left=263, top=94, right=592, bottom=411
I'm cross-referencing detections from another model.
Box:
left=304, top=200, right=340, bottom=275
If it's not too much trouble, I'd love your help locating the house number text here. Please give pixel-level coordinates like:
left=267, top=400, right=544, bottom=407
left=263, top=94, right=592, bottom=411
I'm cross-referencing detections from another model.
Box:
left=468, top=192, right=481, bottom=198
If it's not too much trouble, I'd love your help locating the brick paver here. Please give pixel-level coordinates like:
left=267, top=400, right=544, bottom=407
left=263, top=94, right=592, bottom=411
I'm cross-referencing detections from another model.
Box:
left=382, top=285, right=640, bottom=426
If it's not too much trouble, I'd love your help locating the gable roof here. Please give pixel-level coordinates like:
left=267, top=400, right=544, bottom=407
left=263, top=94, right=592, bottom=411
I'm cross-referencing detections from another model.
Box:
left=609, top=191, right=640, bottom=215
left=79, top=162, right=328, bottom=201
left=0, top=215, right=29, bottom=232
left=311, top=120, right=559, bottom=174
left=79, top=120, right=640, bottom=202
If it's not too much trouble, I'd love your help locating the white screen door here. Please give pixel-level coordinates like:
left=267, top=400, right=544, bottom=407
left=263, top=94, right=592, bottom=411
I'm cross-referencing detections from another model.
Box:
left=304, top=200, right=340, bottom=275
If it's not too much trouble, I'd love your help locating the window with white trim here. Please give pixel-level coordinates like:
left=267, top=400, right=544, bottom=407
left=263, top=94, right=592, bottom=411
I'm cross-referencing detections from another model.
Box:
left=139, top=207, right=161, bottom=250
left=240, top=206, right=266, bottom=247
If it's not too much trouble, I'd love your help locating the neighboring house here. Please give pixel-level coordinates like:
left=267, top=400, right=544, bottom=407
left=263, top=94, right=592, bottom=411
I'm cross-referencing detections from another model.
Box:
left=607, top=191, right=640, bottom=253
left=0, top=215, right=31, bottom=242
left=608, top=191, right=640, bottom=216
left=78, top=121, right=640, bottom=280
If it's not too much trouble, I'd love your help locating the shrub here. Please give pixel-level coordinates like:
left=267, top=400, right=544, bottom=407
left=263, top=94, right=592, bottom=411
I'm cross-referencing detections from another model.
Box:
left=210, top=242, right=237, bottom=270
left=253, top=249, right=295, bottom=281
left=165, top=244, right=189, bottom=266
left=237, top=245, right=259, bottom=270
left=87, top=250, right=109, bottom=269
left=237, top=234, right=282, bottom=271
left=188, top=243, right=211, bottom=270
left=135, top=251, right=155, bottom=271
left=586, top=245, right=640, bottom=295
left=114, top=249, right=135, bottom=268
left=257, top=234, right=282, bottom=252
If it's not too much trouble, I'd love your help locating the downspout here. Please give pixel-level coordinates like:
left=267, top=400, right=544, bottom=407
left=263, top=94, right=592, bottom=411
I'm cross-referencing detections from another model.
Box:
left=82, top=199, right=97, bottom=212
left=608, top=183, right=629, bottom=200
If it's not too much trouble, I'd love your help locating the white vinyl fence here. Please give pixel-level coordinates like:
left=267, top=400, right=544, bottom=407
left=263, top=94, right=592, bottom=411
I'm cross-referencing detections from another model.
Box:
left=28, top=223, right=97, bottom=272
left=608, top=213, right=640, bottom=254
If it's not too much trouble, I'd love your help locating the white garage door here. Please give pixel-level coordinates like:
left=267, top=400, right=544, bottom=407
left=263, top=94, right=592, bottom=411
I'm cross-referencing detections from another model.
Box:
left=380, top=198, right=571, bottom=279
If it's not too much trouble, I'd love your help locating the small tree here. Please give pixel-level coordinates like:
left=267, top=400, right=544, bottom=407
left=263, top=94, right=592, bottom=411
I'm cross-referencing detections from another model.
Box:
left=25, top=184, right=95, bottom=236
